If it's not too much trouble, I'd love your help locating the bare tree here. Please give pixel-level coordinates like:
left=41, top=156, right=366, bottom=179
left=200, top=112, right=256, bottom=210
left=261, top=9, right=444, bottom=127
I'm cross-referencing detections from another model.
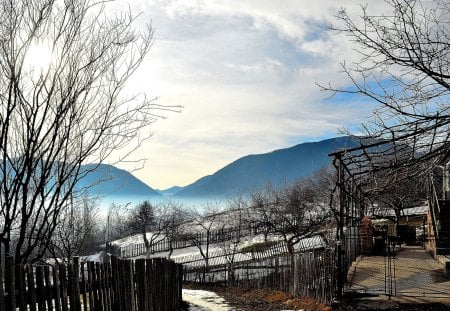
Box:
left=103, top=202, right=132, bottom=250
left=365, top=169, right=426, bottom=225
left=0, top=1, right=177, bottom=263
left=182, top=203, right=222, bottom=278
left=216, top=196, right=248, bottom=285
left=127, top=201, right=167, bottom=256
left=321, top=0, right=450, bottom=180
left=48, top=195, right=99, bottom=262
left=251, top=175, right=330, bottom=252
left=160, top=202, right=187, bottom=259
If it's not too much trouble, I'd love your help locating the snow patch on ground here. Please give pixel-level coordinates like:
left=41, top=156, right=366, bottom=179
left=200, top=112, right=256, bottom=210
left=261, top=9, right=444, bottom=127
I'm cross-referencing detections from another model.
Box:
left=111, top=232, right=165, bottom=248
left=182, top=289, right=237, bottom=311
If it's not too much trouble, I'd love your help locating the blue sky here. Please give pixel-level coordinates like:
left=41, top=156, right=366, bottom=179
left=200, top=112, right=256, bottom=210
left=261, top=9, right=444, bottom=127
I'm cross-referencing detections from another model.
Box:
left=109, top=0, right=390, bottom=189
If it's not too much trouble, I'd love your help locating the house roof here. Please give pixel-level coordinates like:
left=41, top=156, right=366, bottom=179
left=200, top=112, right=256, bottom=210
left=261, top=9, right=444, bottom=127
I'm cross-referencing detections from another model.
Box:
left=369, top=205, right=428, bottom=218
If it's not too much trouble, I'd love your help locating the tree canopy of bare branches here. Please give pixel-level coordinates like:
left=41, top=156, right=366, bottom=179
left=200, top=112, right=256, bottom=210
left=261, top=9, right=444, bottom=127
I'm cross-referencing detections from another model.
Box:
left=0, top=0, right=175, bottom=263
left=323, top=0, right=449, bottom=181
left=49, top=195, right=99, bottom=262
left=251, top=172, right=332, bottom=250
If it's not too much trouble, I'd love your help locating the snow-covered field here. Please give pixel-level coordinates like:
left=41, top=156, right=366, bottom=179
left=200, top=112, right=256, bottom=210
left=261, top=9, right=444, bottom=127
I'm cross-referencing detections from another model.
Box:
left=112, top=230, right=326, bottom=268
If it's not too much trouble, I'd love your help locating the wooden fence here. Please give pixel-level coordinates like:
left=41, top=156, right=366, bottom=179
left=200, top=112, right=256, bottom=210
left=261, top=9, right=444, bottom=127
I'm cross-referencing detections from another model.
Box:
left=120, top=226, right=244, bottom=258
left=120, top=220, right=301, bottom=258
left=177, top=242, right=290, bottom=269
left=0, top=256, right=183, bottom=311
left=183, top=248, right=335, bottom=305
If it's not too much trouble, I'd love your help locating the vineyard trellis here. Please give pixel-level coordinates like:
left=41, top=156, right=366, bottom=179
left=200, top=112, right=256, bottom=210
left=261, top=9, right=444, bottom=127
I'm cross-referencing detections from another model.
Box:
left=330, top=151, right=365, bottom=300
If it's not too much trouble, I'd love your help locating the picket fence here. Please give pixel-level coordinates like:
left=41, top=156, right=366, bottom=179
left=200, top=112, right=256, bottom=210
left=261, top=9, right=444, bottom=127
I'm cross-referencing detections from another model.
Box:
left=0, top=256, right=182, bottom=311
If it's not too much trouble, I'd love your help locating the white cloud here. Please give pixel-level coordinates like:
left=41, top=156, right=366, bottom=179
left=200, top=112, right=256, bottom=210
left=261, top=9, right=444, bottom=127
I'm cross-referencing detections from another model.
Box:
left=108, top=0, right=392, bottom=188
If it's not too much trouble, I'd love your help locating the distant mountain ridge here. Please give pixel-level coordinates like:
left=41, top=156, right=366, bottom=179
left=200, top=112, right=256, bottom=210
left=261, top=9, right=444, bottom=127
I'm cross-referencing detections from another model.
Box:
left=175, top=136, right=359, bottom=198
left=156, top=186, right=184, bottom=197
left=77, top=164, right=161, bottom=198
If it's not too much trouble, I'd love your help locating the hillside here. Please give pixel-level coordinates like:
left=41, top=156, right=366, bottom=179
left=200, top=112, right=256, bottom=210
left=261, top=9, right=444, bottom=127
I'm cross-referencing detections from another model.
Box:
left=175, top=136, right=358, bottom=198
left=157, top=186, right=184, bottom=197
left=76, top=164, right=161, bottom=198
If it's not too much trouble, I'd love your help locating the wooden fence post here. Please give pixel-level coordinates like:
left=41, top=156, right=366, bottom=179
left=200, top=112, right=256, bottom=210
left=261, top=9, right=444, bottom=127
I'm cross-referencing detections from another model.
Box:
left=4, top=257, right=15, bottom=311
left=111, top=256, right=120, bottom=311
left=86, top=262, right=94, bottom=311
left=135, top=259, right=147, bottom=311
left=36, top=266, right=45, bottom=311
left=26, top=265, right=37, bottom=311
left=146, top=259, right=154, bottom=311
left=0, top=262, right=4, bottom=311
left=44, top=265, right=53, bottom=311
left=53, top=265, right=62, bottom=311
left=16, top=264, right=26, bottom=311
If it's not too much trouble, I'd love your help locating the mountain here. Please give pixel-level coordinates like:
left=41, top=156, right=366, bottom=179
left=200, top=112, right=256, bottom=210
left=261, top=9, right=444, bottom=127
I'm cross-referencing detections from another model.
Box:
left=175, top=136, right=359, bottom=198
left=157, top=186, right=184, bottom=197
left=76, top=164, right=161, bottom=198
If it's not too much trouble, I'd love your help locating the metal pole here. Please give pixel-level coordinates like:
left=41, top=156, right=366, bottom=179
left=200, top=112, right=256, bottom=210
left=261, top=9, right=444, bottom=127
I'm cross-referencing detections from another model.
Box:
left=337, top=154, right=345, bottom=300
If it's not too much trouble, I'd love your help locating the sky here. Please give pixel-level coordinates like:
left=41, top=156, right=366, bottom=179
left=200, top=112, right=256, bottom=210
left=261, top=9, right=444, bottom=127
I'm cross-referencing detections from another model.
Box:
left=107, top=0, right=390, bottom=190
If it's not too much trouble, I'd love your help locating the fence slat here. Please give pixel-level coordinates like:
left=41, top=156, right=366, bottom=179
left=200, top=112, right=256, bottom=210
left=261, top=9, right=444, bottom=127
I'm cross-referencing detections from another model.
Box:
left=80, top=262, right=87, bottom=311
left=149, top=259, right=156, bottom=311
left=26, top=265, right=37, bottom=311
left=0, top=262, right=4, bottom=311
left=95, top=262, right=103, bottom=311
left=110, top=256, right=120, bottom=311
left=44, top=265, right=54, bottom=311
left=53, top=265, right=62, bottom=311
left=36, top=266, right=45, bottom=311
left=135, top=259, right=146, bottom=311
left=59, top=264, right=69, bottom=311
left=87, top=262, right=95, bottom=311
left=16, top=264, right=26, bottom=311
left=5, top=257, right=15, bottom=311
left=73, top=259, right=82, bottom=311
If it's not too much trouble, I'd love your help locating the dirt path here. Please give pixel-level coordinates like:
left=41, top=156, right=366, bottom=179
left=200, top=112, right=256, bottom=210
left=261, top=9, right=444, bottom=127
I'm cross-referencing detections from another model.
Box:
left=183, top=289, right=238, bottom=310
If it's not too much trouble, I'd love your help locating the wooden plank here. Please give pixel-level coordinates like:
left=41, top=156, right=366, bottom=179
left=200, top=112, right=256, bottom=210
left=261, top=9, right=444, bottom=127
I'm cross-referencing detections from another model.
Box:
left=104, top=262, right=112, bottom=310
left=134, top=259, right=146, bottom=311
left=44, top=265, right=54, bottom=311
left=80, top=262, right=88, bottom=311
left=0, top=261, right=5, bottom=311
left=162, top=260, right=168, bottom=310
left=95, top=262, right=104, bottom=311
left=123, top=261, right=131, bottom=311
left=67, top=264, right=75, bottom=310
left=35, top=266, right=45, bottom=311
left=117, top=260, right=125, bottom=311
left=109, top=262, right=114, bottom=309
left=178, top=263, right=183, bottom=309
left=100, top=263, right=108, bottom=310
left=145, top=259, right=153, bottom=311
left=110, top=256, right=120, bottom=311
left=72, top=258, right=81, bottom=311
left=155, top=259, right=162, bottom=311
left=59, top=264, right=69, bottom=311
left=121, top=260, right=129, bottom=311
left=53, top=265, right=62, bottom=311
left=5, top=257, right=15, bottom=311
left=15, top=264, right=26, bottom=311
left=87, top=262, right=95, bottom=311
left=26, top=265, right=37, bottom=311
